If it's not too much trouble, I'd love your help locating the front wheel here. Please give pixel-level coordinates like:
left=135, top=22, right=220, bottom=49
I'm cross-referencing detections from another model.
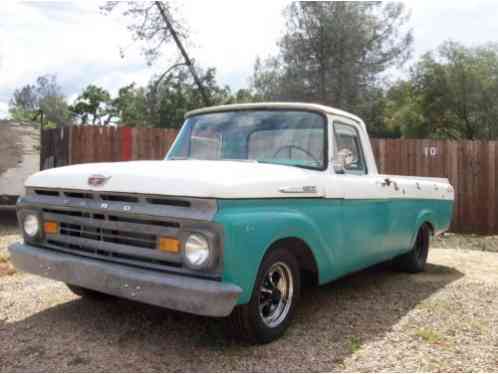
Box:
left=225, top=248, right=300, bottom=344
left=394, top=224, right=430, bottom=273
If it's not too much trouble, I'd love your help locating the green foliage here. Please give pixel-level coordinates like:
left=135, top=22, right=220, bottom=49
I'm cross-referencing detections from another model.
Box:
left=113, top=83, right=148, bottom=127
left=349, top=336, right=362, bottom=353
left=415, top=328, right=443, bottom=344
left=70, top=66, right=259, bottom=129
left=384, top=80, right=426, bottom=138
left=143, top=66, right=259, bottom=128
left=251, top=2, right=413, bottom=131
left=70, top=84, right=113, bottom=125
left=386, top=41, right=498, bottom=139
left=9, top=74, right=71, bottom=126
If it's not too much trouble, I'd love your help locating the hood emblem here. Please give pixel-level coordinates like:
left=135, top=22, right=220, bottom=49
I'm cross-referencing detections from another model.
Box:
left=88, top=174, right=111, bottom=187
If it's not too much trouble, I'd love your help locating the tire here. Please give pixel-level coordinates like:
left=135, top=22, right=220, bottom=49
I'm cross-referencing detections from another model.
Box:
left=225, top=247, right=301, bottom=344
left=66, top=284, right=112, bottom=300
left=394, top=224, right=430, bottom=273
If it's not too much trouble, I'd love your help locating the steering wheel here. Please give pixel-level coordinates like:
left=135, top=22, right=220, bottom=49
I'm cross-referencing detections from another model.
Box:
left=272, top=145, right=319, bottom=163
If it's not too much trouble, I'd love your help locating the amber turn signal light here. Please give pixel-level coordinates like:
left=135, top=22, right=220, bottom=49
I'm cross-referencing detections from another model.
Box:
left=43, top=221, right=59, bottom=234
left=158, top=237, right=181, bottom=253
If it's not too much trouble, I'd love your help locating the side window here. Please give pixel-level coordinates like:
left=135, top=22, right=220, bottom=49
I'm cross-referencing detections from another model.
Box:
left=334, top=122, right=366, bottom=175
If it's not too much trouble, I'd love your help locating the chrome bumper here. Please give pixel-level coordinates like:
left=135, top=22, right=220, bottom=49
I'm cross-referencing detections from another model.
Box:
left=9, top=242, right=241, bottom=317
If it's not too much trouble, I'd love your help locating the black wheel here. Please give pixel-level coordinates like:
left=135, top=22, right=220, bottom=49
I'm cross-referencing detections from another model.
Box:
left=66, top=284, right=112, bottom=300
left=225, top=247, right=300, bottom=344
left=394, top=224, right=430, bottom=273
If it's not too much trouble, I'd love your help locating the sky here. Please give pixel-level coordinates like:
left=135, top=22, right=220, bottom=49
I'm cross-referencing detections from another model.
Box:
left=1, top=0, right=498, bottom=119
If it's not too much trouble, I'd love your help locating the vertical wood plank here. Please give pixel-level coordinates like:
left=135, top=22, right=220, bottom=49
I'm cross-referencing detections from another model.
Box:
left=479, top=141, right=489, bottom=234
left=489, top=142, right=496, bottom=234
left=446, top=142, right=458, bottom=232
left=457, top=142, right=465, bottom=232
left=495, top=141, right=498, bottom=234
left=132, top=128, right=138, bottom=160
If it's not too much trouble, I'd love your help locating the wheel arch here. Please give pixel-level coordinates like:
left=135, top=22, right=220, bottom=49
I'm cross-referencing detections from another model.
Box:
left=265, top=236, right=320, bottom=286
left=410, top=211, right=436, bottom=248
left=217, top=206, right=336, bottom=304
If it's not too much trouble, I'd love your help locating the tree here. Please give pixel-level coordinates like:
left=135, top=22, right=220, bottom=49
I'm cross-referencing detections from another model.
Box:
left=408, top=41, right=498, bottom=139
left=9, top=74, right=71, bottom=126
left=149, top=67, right=230, bottom=128
left=229, top=88, right=263, bottom=104
left=70, top=85, right=113, bottom=125
left=102, top=1, right=211, bottom=105
left=9, top=85, right=38, bottom=119
left=384, top=41, right=498, bottom=140
left=106, top=66, right=259, bottom=128
left=101, top=1, right=188, bottom=66
left=113, top=83, right=148, bottom=127
left=251, top=2, right=413, bottom=130
left=383, top=80, right=425, bottom=138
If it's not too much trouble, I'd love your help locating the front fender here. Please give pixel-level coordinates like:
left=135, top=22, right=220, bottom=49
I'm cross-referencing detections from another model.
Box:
left=214, top=199, right=341, bottom=304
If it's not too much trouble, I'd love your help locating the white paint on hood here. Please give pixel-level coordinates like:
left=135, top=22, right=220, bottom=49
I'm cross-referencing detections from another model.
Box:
left=25, top=160, right=325, bottom=198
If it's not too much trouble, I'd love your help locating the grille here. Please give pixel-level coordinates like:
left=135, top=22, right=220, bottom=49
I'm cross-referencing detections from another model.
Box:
left=21, top=188, right=220, bottom=278
left=40, top=206, right=183, bottom=271
left=60, top=222, right=157, bottom=249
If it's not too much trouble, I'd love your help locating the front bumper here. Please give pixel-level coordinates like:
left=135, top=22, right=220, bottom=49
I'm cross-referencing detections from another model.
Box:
left=9, top=242, right=242, bottom=317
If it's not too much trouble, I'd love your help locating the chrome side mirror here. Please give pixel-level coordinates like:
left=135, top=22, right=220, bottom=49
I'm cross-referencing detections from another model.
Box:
left=332, top=156, right=345, bottom=174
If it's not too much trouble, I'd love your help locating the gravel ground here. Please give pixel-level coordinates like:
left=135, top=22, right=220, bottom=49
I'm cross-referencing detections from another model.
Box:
left=0, top=210, right=18, bottom=276
left=1, top=218, right=498, bottom=371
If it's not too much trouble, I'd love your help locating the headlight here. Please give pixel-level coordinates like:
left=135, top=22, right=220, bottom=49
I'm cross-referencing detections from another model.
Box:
left=23, top=214, right=41, bottom=238
left=184, top=233, right=210, bottom=269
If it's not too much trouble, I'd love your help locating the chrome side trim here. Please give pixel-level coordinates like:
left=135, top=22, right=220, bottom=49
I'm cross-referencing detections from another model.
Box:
left=279, top=185, right=318, bottom=194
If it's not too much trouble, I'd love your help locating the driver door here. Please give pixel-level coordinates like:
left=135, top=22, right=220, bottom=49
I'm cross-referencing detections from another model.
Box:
left=325, top=117, right=391, bottom=274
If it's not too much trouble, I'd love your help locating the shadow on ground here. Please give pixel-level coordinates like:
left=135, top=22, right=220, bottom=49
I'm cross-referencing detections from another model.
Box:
left=0, top=262, right=463, bottom=372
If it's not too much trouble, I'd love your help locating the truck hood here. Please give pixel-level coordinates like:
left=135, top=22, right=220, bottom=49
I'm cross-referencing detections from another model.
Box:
left=25, top=160, right=325, bottom=198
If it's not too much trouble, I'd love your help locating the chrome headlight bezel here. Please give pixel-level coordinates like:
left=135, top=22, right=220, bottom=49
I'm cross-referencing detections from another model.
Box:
left=18, top=210, right=43, bottom=241
left=184, top=233, right=210, bottom=268
left=181, top=230, right=220, bottom=271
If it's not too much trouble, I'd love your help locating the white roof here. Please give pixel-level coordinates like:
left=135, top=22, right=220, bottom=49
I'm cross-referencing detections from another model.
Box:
left=185, top=102, right=365, bottom=128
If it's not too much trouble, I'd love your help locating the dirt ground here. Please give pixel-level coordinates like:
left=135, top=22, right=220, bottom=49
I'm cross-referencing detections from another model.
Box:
left=0, top=121, right=40, bottom=197
left=1, top=213, right=498, bottom=371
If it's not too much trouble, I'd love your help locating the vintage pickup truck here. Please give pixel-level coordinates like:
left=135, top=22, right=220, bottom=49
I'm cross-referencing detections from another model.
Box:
left=9, top=103, right=454, bottom=343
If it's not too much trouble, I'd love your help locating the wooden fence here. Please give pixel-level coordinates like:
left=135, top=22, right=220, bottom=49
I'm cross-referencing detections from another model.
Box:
left=41, top=127, right=498, bottom=235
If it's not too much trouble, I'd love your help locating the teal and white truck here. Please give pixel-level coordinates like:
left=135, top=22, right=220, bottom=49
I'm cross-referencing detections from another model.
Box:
left=9, top=103, right=454, bottom=343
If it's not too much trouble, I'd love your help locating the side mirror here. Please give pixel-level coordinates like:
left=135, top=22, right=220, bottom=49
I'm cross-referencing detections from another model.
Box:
left=332, top=156, right=345, bottom=174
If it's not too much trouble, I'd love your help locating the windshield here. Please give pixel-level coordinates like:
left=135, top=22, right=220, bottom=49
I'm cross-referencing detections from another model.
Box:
left=166, top=110, right=327, bottom=170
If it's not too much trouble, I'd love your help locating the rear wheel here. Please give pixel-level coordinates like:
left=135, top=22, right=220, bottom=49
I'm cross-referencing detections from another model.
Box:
left=225, top=248, right=300, bottom=344
left=66, top=284, right=112, bottom=300
left=394, top=224, right=430, bottom=273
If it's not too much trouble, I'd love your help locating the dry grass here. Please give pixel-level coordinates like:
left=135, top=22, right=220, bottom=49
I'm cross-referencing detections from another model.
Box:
left=0, top=221, right=20, bottom=277
left=433, top=232, right=498, bottom=252
left=415, top=328, right=444, bottom=344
